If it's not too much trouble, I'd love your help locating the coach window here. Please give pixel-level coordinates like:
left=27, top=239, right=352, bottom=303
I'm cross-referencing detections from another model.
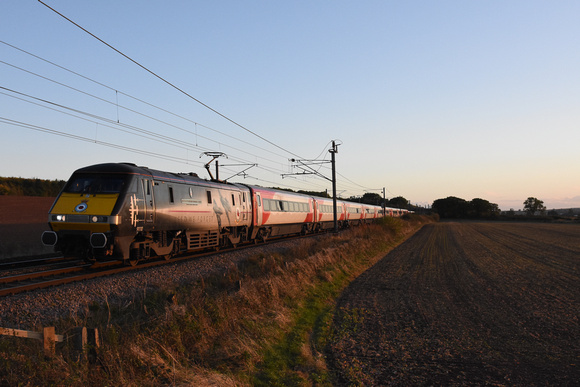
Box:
left=169, top=186, right=174, bottom=203
left=207, top=191, right=212, bottom=204
left=231, top=194, right=235, bottom=205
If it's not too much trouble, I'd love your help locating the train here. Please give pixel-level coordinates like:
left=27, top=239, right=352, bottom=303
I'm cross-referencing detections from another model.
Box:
left=41, top=163, right=408, bottom=265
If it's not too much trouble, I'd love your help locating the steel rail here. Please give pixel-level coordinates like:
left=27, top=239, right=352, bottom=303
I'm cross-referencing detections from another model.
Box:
left=0, top=255, right=75, bottom=270
left=0, top=265, right=91, bottom=285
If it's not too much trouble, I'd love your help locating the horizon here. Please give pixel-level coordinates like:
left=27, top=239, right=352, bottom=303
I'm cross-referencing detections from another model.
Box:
left=0, top=173, right=576, bottom=212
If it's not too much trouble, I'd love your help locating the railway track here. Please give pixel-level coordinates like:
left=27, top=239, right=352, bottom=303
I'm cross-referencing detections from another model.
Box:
left=0, top=263, right=94, bottom=296
left=0, top=255, right=75, bottom=270
left=0, top=233, right=312, bottom=297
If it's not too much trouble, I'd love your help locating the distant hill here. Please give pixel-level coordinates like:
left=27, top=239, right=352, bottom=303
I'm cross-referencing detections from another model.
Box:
left=0, top=177, right=66, bottom=197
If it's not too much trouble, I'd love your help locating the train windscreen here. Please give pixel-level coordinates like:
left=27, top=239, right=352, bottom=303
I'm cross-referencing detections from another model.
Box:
left=64, top=174, right=127, bottom=194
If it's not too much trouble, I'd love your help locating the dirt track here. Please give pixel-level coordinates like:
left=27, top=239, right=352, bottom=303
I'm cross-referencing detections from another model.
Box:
left=329, top=222, right=580, bottom=385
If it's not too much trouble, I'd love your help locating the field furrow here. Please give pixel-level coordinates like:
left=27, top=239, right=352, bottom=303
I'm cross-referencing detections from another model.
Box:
left=329, top=222, right=580, bottom=386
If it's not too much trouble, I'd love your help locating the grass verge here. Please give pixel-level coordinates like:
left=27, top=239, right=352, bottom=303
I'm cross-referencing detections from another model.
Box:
left=0, top=214, right=435, bottom=386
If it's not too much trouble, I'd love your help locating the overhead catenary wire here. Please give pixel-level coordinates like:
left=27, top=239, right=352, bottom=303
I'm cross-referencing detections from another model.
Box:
left=0, top=48, right=291, bottom=164
left=0, top=42, right=375, bottom=195
left=37, top=0, right=303, bottom=160
left=0, top=114, right=333, bottom=193
left=0, top=84, right=324, bottom=188
left=0, top=111, right=370, bottom=197
left=0, top=117, right=199, bottom=166
left=0, top=61, right=284, bottom=166
left=2, top=33, right=388, bottom=198
left=0, top=86, right=295, bottom=181
left=0, top=83, right=376, bottom=197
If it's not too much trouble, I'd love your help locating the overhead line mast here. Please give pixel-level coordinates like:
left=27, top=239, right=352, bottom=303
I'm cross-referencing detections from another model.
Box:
left=284, top=140, right=340, bottom=233
left=329, top=140, right=339, bottom=233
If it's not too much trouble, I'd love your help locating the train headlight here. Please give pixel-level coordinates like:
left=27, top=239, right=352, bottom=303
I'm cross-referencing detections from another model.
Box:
left=53, top=215, right=66, bottom=222
left=90, top=216, right=108, bottom=223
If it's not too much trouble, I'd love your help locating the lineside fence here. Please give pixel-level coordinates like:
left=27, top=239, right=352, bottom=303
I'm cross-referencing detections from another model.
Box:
left=0, top=326, right=99, bottom=361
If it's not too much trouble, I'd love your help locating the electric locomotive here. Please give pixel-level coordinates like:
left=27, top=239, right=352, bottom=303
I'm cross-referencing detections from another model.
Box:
left=42, top=163, right=252, bottom=265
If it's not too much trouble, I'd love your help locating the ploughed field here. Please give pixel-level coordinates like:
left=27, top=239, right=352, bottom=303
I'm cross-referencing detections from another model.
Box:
left=329, top=222, right=579, bottom=385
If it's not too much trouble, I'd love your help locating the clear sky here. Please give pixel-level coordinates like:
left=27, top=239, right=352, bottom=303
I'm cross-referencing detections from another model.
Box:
left=1, top=1, right=579, bottom=210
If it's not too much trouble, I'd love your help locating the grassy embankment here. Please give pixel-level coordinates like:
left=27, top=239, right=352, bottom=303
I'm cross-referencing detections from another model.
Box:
left=0, top=214, right=436, bottom=386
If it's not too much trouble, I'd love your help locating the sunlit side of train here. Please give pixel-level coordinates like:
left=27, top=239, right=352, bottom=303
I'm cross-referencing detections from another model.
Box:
left=42, top=163, right=408, bottom=265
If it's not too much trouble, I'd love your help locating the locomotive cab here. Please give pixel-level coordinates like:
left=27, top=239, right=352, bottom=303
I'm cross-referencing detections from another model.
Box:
left=42, top=168, right=129, bottom=260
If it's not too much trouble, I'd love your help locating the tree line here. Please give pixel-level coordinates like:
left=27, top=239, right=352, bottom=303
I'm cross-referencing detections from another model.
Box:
left=432, top=196, right=500, bottom=219
left=0, top=177, right=66, bottom=197
left=432, top=196, right=550, bottom=219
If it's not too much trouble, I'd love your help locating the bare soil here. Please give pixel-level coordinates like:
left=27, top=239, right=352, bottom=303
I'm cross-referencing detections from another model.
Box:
left=328, top=222, right=580, bottom=386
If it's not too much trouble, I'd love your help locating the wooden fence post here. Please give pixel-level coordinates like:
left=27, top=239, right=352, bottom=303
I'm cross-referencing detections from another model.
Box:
left=88, top=328, right=100, bottom=363
left=72, top=326, right=100, bottom=363
left=72, top=326, right=88, bottom=361
left=43, top=327, right=56, bottom=356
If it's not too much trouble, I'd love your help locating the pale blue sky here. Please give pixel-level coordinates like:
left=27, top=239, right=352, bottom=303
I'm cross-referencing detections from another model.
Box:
left=1, top=1, right=579, bottom=210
